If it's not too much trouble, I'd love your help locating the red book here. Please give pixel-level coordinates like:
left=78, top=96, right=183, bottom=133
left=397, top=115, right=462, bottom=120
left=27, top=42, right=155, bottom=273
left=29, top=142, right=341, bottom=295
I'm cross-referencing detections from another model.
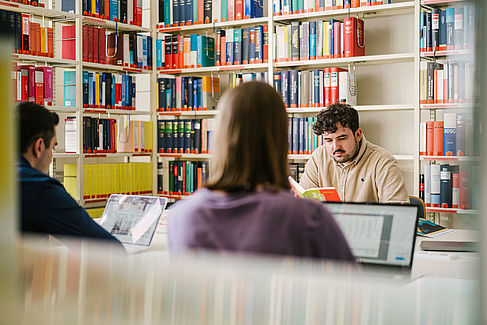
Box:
left=35, top=23, right=41, bottom=55
left=220, top=33, right=226, bottom=68
left=333, top=21, right=341, bottom=58
left=235, top=0, right=243, bottom=19
left=110, top=119, right=116, bottom=153
left=452, top=170, right=460, bottom=208
left=330, top=67, right=346, bottom=104
left=93, top=27, right=99, bottom=63
left=426, top=121, right=434, bottom=155
left=105, top=0, right=110, bottom=20
left=216, top=31, right=221, bottom=66
left=82, top=25, right=88, bottom=62
left=87, top=26, right=93, bottom=62
left=344, top=17, right=365, bottom=57
left=19, top=66, right=28, bottom=101
left=34, top=68, right=44, bottom=105
left=42, top=66, right=53, bottom=106
left=136, top=0, right=142, bottom=26
left=47, top=27, right=54, bottom=57
left=172, top=34, right=178, bottom=69
left=26, top=65, right=35, bottom=101
left=99, top=28, right=106, bottom=64
left=433, top=121, right=444, bottom=156
left=263, top=25, right=268, bottom=63
left=324, top=67, right=331, bottom=106
left=29, top=22, right=35, bottom=55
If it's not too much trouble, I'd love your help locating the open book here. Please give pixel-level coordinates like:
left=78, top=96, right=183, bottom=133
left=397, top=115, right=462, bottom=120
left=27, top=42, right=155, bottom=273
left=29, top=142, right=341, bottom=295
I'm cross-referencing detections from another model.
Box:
left=417, top=218, right=455, bottom=238
left=288, top=177, right=341, bottom=202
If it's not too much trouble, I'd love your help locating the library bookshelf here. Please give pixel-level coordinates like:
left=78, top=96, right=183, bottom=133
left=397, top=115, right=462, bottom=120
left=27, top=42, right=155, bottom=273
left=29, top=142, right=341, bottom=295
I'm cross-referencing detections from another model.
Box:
left=153, top=0, right=421, bottom=203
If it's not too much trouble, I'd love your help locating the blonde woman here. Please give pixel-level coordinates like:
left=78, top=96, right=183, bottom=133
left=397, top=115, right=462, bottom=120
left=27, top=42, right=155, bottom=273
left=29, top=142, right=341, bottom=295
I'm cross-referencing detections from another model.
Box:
left=167, top=82, right=354, bottom=261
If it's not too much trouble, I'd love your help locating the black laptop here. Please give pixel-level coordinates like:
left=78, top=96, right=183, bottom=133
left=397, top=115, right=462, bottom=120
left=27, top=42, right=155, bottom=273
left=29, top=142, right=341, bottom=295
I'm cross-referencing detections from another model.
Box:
left=324, top=202, right=419, bottom=278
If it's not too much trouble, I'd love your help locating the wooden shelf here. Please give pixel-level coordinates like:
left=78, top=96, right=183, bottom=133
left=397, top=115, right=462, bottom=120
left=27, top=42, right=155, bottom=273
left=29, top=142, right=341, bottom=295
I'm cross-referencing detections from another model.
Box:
left=421, top=49, right=472, bottom=57
left=158, top=63, right=269, bottom=75
left=0, top=1, right=76, bottom=19
left=158, top=110, right=218, bottom=117
left=83, top=109, right=151, bottom=115
left=83, top=152, right=152, bottom=158
left=12, top=53, right=77, bottom=67
left=274, top=53, right=415, bottom=69
left=49, top=106, right=77, bottom=113
left=286, top=104, right=414, bottom=114
left=82, top=16, right=151, bottom=32
left=156, top=17, right=269, bottom=33
left=425, top=207, right=477, bottom=214
left=420, top=156, right=480, bottom=162
left=53, top=152, right=79, bottom=158
left=158, top=153, right=212, bottom=159
left=82, top=62, right=152, bottom=73
left=420, top=103, right=473, bottom=110
left=274, top=1, right=414, bottom=22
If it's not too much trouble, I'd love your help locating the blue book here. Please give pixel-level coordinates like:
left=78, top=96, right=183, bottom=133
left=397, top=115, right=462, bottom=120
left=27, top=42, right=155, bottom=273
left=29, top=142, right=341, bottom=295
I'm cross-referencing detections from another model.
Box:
left=249, top=27, right=256, bottom=63
left=88, top=72, right=93, bottom=107
left=242, top=28, right=249, bottom=64
left=166, top=81, right=172, bottom=109
left=196, top=78, right=202, bottom=108
left=439, top=9, right=446, bottom=50
left=109, top=0, right=118, bottom=21
left=425, top=12, right=431, bottom=50
left=288, top=117, right=293, bottom=152
left=64, top=71, right=77, bottom=107
left=443, top=113, right=456, bottom=156
left=187, top=0, right=193, bottom=24
left=87, top=0, right=92, bottom=14
left=310, top=21, right=316, bottom=59
left=273, top=72, right=281, bottom=94
left=313, top=70, right=320, bottom=106
left=171, top=78, right=176, bottom=109
left=164, top=0, right=171, bottom=25
left=226, top=30, right=234, bottom=65
left=180, top=0, right=185, bottom=25
left=329, top=19, right=336, bottom=56
left=121, top=74, right=127, bottom=107
left=233, top=29, right=242, bottom=65
left=244, top=0, right=251, bottom=18
left=281, top=70, right=290, bottom=107
left=257, top=26, right=263, bottom=62
left=289, top=70, right=298, bottom=108
left=187, top=77, right=193, bottom=109
left=82, top=71, right=89, bottom=107
left=173, top=0, right=179, bottom=26
left=157, top=78, right=165, bottom=111
left=445, top=8, right=454, bottom=49
left=252, top=0, right=263, bottom=17
left=420, top=10, right=425, bottom=50
left=62, top=0, right=75, bottom=13
left=147, top=35, right=152, bottom=69
left=440, top=164, right=452, bottom=208
left=156, top=39, right=163, bottom=69
left=292, top=117, right=299, bottom=154
left=300, top=117, right=305, bottom=154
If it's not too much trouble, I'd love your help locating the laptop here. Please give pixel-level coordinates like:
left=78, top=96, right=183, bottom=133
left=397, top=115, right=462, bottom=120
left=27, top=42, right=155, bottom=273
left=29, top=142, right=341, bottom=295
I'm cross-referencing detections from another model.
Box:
left=99, top=194, right=168, bottom=254
left=324, top=202, right=418, bottom=278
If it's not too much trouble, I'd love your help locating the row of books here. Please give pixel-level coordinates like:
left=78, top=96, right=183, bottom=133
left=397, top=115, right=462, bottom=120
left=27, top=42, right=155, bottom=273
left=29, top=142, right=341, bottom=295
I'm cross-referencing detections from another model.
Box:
left=157, top=0, right=264, bottom=27
left=227, top=72, right=268, bottom=88
left=156, top=76, right=220, bottom=111
left=273, top=0, right=390, bottom=15
left=274, top=17, right=364, bottom=62
left=0, top=11, right=54, bottom=57
left=420, top=113, right=474, bottom=157
left=156, top=26, right=268, bottom=69
left=11, top=63, right=53, bottom=106
left=289, top=162, right=305, bottom=184
left=63, top=26, right=153, bottom=68
left=2, top=0, right=46, bottom=8
left=420, top=6, right=475, bottom=53
left=420, top=60, right=473, bottom=104
left=157, top=160, right=209, bottom=195
left=64, top=163, right=153, bottom=201
left=81, top=71, right=137, bottom=110
left=157, top=119, right=214, bottom=154
left=420, top=164, right=473, bottom=209
left=288, top=117, right=323, bottom=154
left=274, top=68, right=356, bottom=109
left=82, top=0, right=143, bottom=26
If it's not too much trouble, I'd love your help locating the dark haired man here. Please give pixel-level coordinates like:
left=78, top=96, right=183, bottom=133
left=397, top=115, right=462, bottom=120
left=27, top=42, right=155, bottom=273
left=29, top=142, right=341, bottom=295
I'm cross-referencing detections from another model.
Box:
left=299, top=103, right=409, bottom=203
left=17, top=102, right=122, bottom=244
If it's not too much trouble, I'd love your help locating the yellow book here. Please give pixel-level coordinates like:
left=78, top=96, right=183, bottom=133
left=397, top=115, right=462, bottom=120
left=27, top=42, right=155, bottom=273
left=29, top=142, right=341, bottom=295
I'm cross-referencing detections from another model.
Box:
left=323, top=22, right=329, bottom=57
left=95, top=73, right=100, bottom=107
left=40, top=27, right=46, bottom=54
left=144, top=121, right=153, bottom=152
left=86, top=207, right=104, bottom=219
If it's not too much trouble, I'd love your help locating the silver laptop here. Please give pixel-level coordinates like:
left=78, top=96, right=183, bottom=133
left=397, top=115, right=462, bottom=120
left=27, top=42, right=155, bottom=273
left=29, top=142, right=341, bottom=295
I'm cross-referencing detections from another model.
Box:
left=325, top=202, right=418, bottom=277
left=100, top=194, right=168, bottom=254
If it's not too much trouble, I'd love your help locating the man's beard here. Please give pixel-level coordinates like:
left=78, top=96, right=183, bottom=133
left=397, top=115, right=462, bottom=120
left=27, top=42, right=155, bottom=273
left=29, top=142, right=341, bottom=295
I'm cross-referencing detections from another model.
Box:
left=332, top=140, right=360, bottom=163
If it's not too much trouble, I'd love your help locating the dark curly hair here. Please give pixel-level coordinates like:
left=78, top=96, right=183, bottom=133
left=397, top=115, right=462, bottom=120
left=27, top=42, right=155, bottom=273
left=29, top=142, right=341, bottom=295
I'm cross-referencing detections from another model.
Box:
left=313, top=103, right=359, bottom=136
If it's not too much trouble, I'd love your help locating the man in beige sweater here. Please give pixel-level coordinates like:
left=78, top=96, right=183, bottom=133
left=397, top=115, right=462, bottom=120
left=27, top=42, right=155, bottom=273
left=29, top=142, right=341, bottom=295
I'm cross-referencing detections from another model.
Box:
left=299, top=103, right=409, bottom=203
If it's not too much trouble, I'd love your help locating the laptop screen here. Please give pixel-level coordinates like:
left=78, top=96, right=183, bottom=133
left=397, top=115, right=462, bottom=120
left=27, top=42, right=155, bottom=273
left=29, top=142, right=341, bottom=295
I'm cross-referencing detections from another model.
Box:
left=325, top=202, right=418, bottom=268
left=100, top=195, right=168, bottom=246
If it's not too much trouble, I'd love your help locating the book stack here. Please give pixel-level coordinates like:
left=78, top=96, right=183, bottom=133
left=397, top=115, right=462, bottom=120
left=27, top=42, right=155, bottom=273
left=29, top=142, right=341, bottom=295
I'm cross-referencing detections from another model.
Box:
left=157, top=0, right=264, bottom=27
left=420, top=60, right=474, bottom=104
left=274, top=17, right=364, bottom=62
left=11, top=63, right=53, bottom=106
left=157, top=119, right=214, bottom=154
left=0, top=0, right=46, bottom=7
left=420, top=5, right=475, bottom=52
left=155, top=34, right=216, bottom=69
left=420, top=113, right=475, bottom=156
left=289, top=162, right=305, bottom=182
left=157, top=160, right=209, bottom=195
left=273, top=0, right=390, bottom=15
left=82, top=71, right=137, bottom=110
left=82, top=0, right=143, bottom=26
left=82, top=117, right=118, bottom=153
left=0, top=11, right=54, bottom=57
left=156, top=76, right=220, bottom=111
left=215, top=26, right=269, bottom=65
left=420, top=163, right=475, bottom=210
left=274, top=67, right=356, bottom=108
left=226, top=72, right=268, bottom=87
left=64, top=163, right=153, bottom=201
left=288, top=117, right=323, bottom=154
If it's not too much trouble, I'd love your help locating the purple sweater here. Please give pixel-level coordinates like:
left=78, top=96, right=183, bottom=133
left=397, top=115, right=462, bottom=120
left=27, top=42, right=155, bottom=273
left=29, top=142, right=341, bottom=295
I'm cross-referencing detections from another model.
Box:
left=167, top=188, right=355, bottom=262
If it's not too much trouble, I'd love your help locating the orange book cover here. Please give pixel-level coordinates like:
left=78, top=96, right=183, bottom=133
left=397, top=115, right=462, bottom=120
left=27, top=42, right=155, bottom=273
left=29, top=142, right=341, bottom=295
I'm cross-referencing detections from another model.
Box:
left=433, top=121, right=444, bottom=156
left=426, top=121, right=434, bottom=155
